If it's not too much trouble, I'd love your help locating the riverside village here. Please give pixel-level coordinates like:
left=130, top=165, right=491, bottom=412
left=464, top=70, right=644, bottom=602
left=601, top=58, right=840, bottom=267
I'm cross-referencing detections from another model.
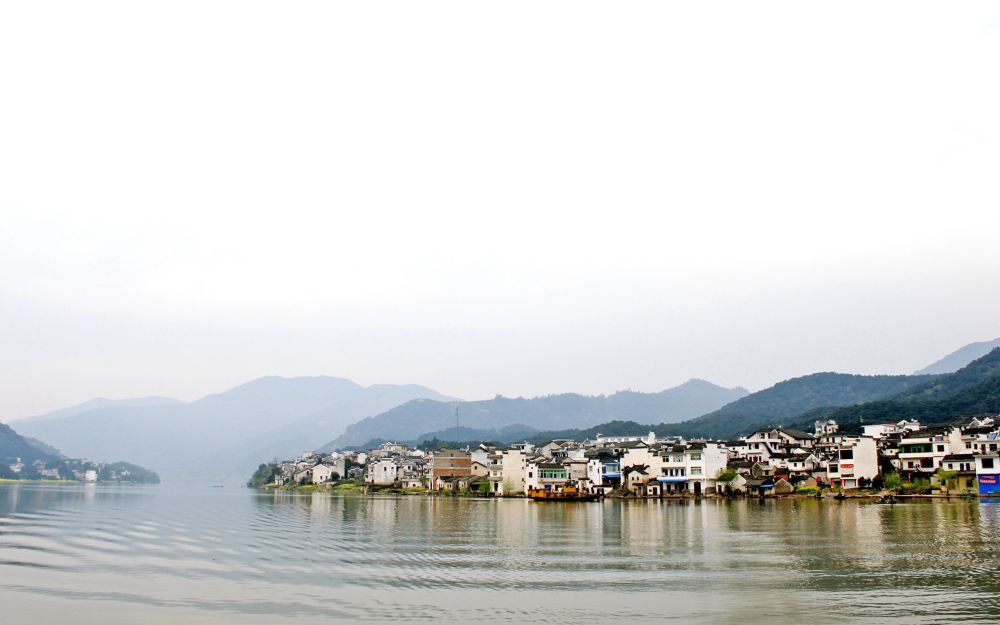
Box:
left=256, top=415, right=1000, bottom=500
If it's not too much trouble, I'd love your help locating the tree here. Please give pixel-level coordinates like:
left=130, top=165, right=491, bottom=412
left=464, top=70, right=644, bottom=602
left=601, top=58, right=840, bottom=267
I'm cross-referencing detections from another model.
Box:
left=477, top=480, right=491, bottom=495
left=884, top=472, right=903, bottom=492
left=935, top=468, right=957, bottom=489
left=247, top=463, right=280, bottom=488
left=716, top=468, right=738, bottom=483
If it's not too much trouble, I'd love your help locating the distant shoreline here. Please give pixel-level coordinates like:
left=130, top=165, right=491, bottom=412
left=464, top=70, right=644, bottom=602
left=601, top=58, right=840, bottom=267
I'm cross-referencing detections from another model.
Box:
left=0, top=479, right=155, bottom=486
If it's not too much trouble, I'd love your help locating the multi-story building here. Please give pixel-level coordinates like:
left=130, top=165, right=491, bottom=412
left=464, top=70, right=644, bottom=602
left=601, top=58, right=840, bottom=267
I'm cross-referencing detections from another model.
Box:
left=429, top=449, right=472, bottom=491
left=365, top=458, right=398, bottom=486
left=897, top=427, right=963, bottom=477
left=826, top=437, right=878, bottom=489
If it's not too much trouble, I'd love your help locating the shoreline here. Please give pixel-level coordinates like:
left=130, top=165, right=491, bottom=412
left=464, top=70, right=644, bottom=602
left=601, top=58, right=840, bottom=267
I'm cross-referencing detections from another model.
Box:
left=251, top=484, right=998, bottom=501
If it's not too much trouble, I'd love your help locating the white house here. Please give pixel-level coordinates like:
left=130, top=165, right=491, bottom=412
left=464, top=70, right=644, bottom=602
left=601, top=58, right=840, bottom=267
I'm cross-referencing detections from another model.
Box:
left=489, top=449, right=528, bottom=495
left=862, top=420, right=920, bottom=440
left=365, top=458, right=398, bottom=486
left=897, top=427, right=963, bottom=476
left=826, top=437, right=878, bottom=489
left=684, top=443, right=728, bottom=495
left=311, top=464, right=337, bottom=485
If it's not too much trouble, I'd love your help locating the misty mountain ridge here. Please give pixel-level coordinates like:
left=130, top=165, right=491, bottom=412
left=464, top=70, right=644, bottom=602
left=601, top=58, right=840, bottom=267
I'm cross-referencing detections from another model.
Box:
left=326, top=379, right=749, bottom=449
left=12, top=376, right=457, bottom=481
left=915, top=338, right=1000, bottom=375
left=10, top=396, right=182, bottom=425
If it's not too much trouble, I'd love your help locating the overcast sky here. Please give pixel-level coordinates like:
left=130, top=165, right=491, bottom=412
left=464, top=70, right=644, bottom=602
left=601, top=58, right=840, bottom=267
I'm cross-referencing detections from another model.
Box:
left=2, top=2, right=999, bottom=420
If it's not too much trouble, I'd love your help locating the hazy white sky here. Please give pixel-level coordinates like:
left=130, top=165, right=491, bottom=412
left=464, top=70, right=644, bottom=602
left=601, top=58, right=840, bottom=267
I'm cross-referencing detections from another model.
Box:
left=2, top=2, right=999, bottom=420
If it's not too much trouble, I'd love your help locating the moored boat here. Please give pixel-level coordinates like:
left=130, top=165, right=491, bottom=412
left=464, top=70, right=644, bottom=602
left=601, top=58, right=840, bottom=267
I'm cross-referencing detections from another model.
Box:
left=527, top=485, right=599, bottom=502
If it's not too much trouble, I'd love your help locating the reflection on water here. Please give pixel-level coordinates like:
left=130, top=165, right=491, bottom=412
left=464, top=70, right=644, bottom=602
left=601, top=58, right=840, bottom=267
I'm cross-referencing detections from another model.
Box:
left=2, top=484, right=1000, bottom=624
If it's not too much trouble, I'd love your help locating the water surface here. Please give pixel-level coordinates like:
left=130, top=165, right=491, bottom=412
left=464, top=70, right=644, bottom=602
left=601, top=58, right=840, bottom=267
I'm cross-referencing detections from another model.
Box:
left=2, top=484, right=999, bottom=624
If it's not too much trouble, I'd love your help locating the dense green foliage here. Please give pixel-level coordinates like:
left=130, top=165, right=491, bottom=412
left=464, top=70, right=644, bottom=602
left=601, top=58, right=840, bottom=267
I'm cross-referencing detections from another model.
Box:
left=248, top=463, right=281, bottom=487
left=884, top=472, right=903, bottom=491
left=717, top=468, right=738, bottom=483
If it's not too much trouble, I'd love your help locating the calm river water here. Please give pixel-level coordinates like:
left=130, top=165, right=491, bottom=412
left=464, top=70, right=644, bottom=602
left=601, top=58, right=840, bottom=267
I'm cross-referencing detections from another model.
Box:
left=2, top=484, right=1000, bottom=624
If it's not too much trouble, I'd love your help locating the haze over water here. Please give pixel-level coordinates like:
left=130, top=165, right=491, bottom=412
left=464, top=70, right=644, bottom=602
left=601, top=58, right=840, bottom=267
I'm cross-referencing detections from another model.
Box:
left=2, top=485, right=1000, bottom=624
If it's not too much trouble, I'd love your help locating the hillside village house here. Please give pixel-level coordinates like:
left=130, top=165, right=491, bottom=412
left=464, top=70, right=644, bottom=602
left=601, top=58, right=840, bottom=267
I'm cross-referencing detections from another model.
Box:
left=366, top=458, right=398, bottom=486
left=430, top=449, right=472, bottom=491
left=862, top=420, right=921, bottom=440
left=740, top=428, right=815, bottom=464
left=311, top=464, right=337, bottom=485
left=940, top=454, right=978, bottom=493
left=897, top=427, right=964, bottom=476
left=826, top=437, right=878, bottom=489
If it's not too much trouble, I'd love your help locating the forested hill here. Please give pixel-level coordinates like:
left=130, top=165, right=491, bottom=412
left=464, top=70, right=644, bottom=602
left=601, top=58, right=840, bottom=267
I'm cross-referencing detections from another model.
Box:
left=787, top=348, right=1000, bottom=433
left=1, top=422, right=160, bottom=483
left=660, top=372, right=937, bottom=439
left=0, top=422, right=58, bottom=465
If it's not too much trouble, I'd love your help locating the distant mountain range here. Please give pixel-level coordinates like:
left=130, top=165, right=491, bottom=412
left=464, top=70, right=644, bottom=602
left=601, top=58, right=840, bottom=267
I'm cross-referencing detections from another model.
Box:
left=325, top=379, right=749, bottom=449
left=11, top=377, right=456, bottom=481
left=8, top=335, right=998, bottom=479
left=915, top=338, right=1000, bottom=375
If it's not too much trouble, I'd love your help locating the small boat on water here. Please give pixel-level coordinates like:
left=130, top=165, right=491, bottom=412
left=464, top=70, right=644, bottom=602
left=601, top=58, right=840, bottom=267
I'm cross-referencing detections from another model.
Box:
left=527, top=485, right=599, bottom=502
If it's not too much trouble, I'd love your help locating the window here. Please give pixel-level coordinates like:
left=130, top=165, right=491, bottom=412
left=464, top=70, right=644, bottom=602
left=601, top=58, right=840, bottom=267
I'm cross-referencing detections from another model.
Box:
left=983, top=458, right=995, bottom=469
left=920, top=458, right=933, bottom=468
left=829, top=464, right=839, bottom=473
left=840, top=449, right=853, bottom=460
left=992, top=444, right=998, bottom=452
left=690, top=453, right=702, bottom=461
left=937, top=445, right=945, bottom=453
left=691, top=467, right=702, bottom=475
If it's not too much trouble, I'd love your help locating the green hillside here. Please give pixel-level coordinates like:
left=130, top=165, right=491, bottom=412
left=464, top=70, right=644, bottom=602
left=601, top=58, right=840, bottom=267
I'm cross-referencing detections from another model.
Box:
left=658, top=372, right=936, bottom=439
left=788, top=348, right=1000, bottom=433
